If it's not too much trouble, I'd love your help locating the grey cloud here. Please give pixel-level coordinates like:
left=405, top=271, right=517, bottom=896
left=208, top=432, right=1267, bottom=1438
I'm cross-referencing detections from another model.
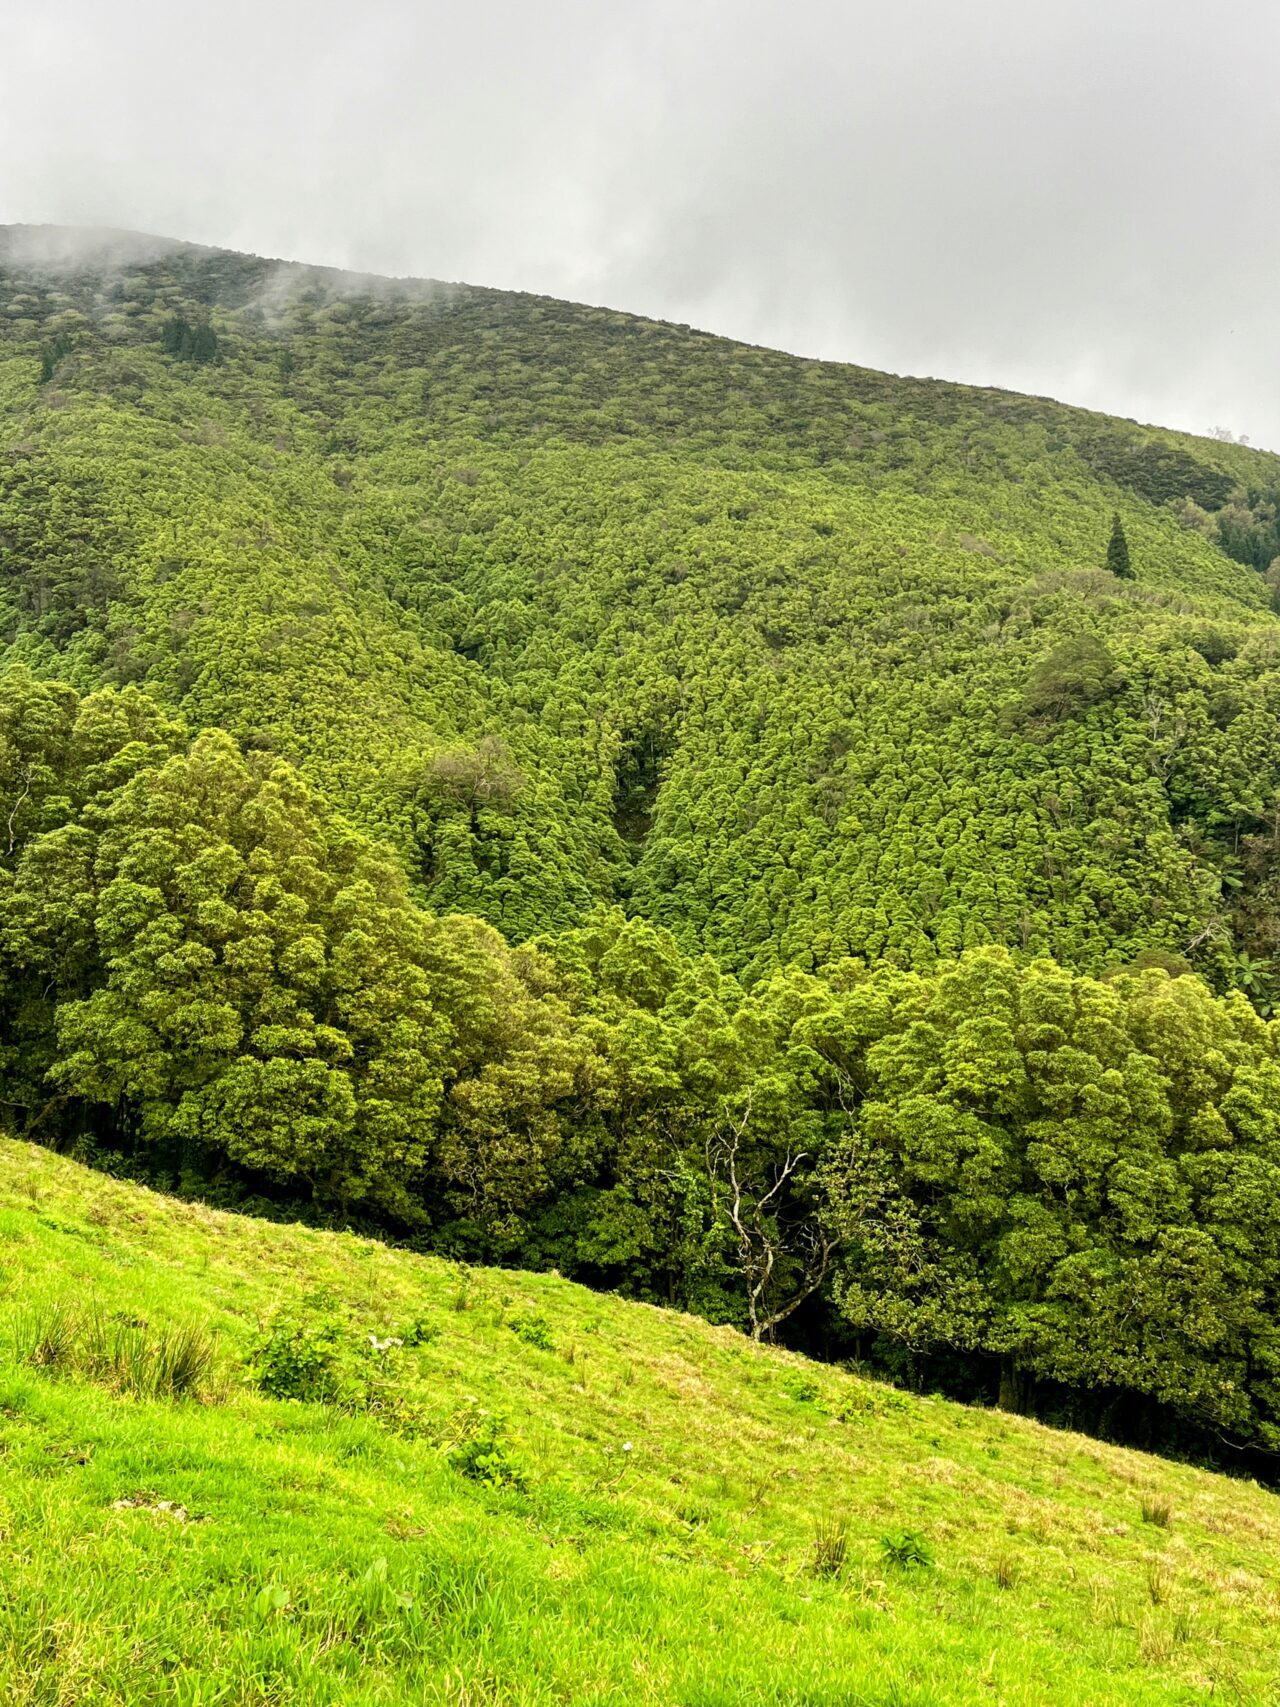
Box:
left=2, top=0, right=1278, bottom=446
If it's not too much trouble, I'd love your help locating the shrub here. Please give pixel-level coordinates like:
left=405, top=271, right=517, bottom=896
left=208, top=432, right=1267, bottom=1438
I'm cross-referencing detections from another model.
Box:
left=249, top=1317, right=345, bottom=1402
left=508, top=1312, right=555, bottom=1352
left=445, top=1414, right=528, bottom=1492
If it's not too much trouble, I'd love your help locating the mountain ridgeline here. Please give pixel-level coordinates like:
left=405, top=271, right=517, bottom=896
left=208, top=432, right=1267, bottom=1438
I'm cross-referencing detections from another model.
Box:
left=6, top=225, right=1280, bottom=1456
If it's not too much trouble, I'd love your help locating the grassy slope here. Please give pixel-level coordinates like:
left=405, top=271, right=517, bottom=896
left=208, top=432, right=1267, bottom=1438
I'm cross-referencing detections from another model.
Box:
left=3, top=1139, right=1280, bottom=1705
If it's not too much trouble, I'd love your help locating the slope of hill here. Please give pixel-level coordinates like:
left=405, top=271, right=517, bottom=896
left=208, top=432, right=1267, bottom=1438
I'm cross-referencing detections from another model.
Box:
left=3, top=1135, right=1280, bottom=1706
left=5, top=225, right=1280, bottom=985
left=10, top=228, right=1280, bottom=1456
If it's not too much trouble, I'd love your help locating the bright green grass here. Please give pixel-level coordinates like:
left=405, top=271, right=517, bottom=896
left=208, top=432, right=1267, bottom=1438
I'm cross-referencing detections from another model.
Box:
left=2, top=1137, right=1279, bottom=1705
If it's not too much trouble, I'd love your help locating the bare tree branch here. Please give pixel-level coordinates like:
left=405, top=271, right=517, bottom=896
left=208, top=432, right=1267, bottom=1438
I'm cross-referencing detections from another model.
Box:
left=7, top=765, right=32, bottom=855
left=706, top=1093, right=840, bottom=1341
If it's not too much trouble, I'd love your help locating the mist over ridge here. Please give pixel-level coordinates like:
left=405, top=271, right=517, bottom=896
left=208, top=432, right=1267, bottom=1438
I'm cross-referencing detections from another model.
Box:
left=5, top=220, right=1277, bottom=462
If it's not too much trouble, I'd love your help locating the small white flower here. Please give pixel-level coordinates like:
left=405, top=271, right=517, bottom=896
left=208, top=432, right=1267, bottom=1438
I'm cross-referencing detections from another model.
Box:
left=622, top=1441, right=633, bottom=1453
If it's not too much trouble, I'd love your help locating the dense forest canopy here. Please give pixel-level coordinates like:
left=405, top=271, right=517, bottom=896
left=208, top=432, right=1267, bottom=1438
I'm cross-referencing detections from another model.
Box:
left=8, top=224, right=1280, bottom=1458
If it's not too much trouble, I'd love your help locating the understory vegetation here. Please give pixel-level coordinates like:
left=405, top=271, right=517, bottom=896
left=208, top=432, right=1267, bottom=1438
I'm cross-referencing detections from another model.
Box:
left=7, top=229, right=1280, bottom=1462
left=6, top=1138, right=1280, bottom=1705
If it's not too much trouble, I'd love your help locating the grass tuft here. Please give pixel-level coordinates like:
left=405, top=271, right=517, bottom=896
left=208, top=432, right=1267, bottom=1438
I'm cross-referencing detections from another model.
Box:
left=13, top=1301, right=215, bottom=1398
left=1145, top=1556, right=1174, bottom=1606
left=809, top=1514, right=849, bottom=1578
left=1140, top=1492, right=1173, bottom=1528
left=11, top=1301, right=78, bottom=1370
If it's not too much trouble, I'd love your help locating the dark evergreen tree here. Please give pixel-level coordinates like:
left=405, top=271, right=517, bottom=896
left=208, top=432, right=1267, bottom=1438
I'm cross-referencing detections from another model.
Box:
left=38, top=334, right=73, bottom=382
left=161, top=314, right=219, bottom=364
left=1106, top=511, right=1133, bottom=578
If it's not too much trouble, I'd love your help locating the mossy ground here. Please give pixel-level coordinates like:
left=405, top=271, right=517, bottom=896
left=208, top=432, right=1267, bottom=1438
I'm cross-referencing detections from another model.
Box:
left=2, top=1135, right=1279, bottom=1705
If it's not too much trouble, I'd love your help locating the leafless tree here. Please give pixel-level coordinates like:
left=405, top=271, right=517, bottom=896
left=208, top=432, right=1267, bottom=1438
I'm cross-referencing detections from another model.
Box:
left=6, top=764, right=32, bottom=855
left=422, top=736, right=524, bottom=810
left=705, top=1097, right=839, bottom=1342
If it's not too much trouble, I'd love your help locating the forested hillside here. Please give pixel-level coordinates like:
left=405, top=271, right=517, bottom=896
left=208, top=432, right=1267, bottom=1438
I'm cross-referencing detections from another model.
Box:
left=6, top=226, right=1280, bottom=979
left=7, top=226, right=1280, bottom=1453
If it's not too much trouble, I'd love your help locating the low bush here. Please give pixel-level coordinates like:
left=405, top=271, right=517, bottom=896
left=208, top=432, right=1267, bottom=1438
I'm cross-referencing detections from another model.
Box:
left=248, top=1317, right=346, bottom=1403
left=507, top=1312, right=555, bottom=1351
left=445, top=1412, right=528, bottom=1492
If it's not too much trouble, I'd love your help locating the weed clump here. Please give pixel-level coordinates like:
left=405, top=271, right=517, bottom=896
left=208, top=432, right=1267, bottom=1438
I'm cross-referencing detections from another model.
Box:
left=783, top=1374, right=821, bottom=1404
left=450, top=1267, right=473, bottom=1313
left=879, top=1530, right=933, bottom=1570
left=508, top=1312, right=555, bottom=1351
left=445, top=1412, right=528, bottom=1492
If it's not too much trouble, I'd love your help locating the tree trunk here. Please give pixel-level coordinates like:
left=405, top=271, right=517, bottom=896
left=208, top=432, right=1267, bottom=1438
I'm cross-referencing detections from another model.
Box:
left=997, top=1358, right=1023, bottom=1413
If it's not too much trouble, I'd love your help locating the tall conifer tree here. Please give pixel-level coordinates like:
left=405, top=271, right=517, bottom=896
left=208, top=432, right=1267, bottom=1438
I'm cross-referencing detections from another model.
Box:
left=1106, top=512, right=1133, bottom=578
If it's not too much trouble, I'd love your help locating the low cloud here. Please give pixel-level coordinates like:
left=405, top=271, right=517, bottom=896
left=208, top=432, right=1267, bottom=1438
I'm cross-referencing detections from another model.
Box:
left=2, top=0, right=1277, bottom=447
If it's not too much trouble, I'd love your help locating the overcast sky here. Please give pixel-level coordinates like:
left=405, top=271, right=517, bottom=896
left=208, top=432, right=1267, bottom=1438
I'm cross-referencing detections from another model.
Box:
left=3, top=1, right=1277, bottom=448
